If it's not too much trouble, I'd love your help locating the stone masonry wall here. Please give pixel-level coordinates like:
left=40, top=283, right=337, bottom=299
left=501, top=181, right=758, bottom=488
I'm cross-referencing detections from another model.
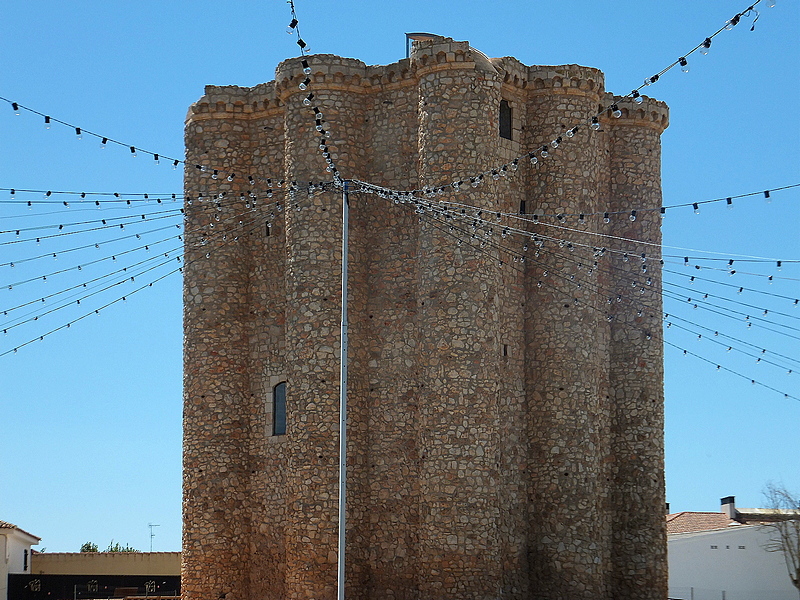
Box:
left=183, top=36, right=669, bottom=600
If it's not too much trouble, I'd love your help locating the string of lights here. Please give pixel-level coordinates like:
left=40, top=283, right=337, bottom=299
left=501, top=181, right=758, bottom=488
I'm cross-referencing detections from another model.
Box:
left=0, top=207, right=183, bottom=236
left=664, top=268, right=799, bottom=304
left=345, top=0, right=774, bottom=204
left=423, top=182, right=800, bottom=227
left=0, top=265, right=181, bottom=358
left=0, top=195, right=292, bottom=353
left=665, top=280, right=800, bottom=322
left=3, top=187, right=319, bottom=321
left=1, top=188, right=181, bottom=202
left=408, top=197, right=797, bottom=397
left=401, top=195, right=798, bottom=400
left=0, top=94, right=335, bottom=193
left=1, top=0, right=780, bottom=220
left=1, top=224, right=182, bottom=268
left=2, top=246, right=182, bottom=316
left=664, top=319, right=799, bottom=372
left=2, top=252, right=182, bottom=333
left=661, top=289, right=800, bottom=339
left=0, top=212, right=182, bottom=247
left=665, top=341, right=798, bottom=402
left=361, top=190, right=797, bottom=303
left=364, top=185, right=795, bottom=327
left=373, top=190, right=798, bottom=378
left=285, top=0, right=309, bottom=55
left=3, top=235, right=182, bottom=292
left=370, top=186, right=798, bottom=268
left=664, top=259, right=800, bottom=283
left=0, top=187, right=312, bottom=272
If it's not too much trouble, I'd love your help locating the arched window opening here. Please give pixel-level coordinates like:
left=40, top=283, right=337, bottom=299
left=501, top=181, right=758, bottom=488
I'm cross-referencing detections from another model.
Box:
left=499, top=100, right=513, bottom=140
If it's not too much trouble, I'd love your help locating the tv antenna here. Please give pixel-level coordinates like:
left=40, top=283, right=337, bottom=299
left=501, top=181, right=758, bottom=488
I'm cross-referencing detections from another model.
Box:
left=147, top=523, right=160, bottom=552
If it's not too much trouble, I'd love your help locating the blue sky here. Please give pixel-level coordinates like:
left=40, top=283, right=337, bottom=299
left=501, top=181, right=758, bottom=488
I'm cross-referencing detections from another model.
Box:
left=0, top=1, right=798, bottom=552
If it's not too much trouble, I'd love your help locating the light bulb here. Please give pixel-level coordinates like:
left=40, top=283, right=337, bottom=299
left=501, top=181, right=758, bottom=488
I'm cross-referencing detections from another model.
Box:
left=611, top=104, right=622, bottom=118
left=287, top=18, right=298, bottom=33
left=603, top=212, right=610, bottom=223
left=540, top=146, right=549, bottom=158
left=629, top=210, right=636, bottom=221
left=302, top=59, right=311, bottom=75
left=550, top=138, right=559, bottom=149
left=679, top=57, right=689, bottom=73
left=700, top=38, right=711, bottom=55
left=44, top=115, right=51, bottom=129
left=130, top=146, right=137, bottom=158
left=75, top=127, right=82, bottom=140
left=530, top=154, right=538, bottom=166
left=590, top=117, right=600, bottom=131
left=693, top=203, right=700, bottom=214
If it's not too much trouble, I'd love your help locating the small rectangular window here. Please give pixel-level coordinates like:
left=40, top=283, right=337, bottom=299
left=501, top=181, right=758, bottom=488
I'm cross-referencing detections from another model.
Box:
left=273, top=382, right=286, bottom=436
left=519, top=200, right=526, bottom=215
left=499, top=100, right=512, bottom=140
left=710, top=545, right=718, bottom=549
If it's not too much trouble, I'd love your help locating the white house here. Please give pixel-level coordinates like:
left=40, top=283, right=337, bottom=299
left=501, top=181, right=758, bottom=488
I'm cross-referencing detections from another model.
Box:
left=668, top=497, right=799, bottom=600
left=0, top=520, right=40, bottom=600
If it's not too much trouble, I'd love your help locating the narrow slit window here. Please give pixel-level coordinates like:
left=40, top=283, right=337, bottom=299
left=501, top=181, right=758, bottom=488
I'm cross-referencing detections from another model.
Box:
left=273, top=382, right=286, bottom=436
left=519, top=199, right=526, bottom=214
left=265, top=223, right=271, bottom=237
left=499, top=100, right=512, bottom=140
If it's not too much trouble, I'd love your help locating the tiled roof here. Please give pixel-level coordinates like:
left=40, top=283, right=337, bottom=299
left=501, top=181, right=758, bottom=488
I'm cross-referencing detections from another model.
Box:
left=0, top=519, right=41, bottom=541
left=666, top=512, right=741, bottom=534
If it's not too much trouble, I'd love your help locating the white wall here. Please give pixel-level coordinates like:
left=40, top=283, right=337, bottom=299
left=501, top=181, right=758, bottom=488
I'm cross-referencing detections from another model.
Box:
left=1, top=527, right=40, bottom=600
left=668, top=525, right=799, bottom=600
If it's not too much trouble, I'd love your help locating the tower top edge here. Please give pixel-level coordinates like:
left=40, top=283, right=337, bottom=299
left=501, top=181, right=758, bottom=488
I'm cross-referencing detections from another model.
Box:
left=187, top=38, right=666, bottom=118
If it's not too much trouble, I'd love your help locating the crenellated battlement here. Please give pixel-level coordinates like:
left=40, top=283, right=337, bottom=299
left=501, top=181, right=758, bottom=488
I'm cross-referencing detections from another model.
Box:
left=604, top=92, right=670, bottom=132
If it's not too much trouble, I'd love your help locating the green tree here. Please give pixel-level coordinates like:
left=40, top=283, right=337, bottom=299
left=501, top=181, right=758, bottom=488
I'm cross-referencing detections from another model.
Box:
left=105, top=540, right=140, bottom=553
left=79, top=542, right=98, bottom=552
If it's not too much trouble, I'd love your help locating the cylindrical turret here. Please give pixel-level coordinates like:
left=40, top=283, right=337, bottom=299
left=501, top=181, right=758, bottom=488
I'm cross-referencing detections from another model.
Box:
left=413, top=37, right=506, bottom=598
left=605, top=94, right=669, bottom=599
left=523, top=64, right=612, bottom=599
left=277, top=54, right=368, bottom=600
left=182, top=87, right=257, bottom=600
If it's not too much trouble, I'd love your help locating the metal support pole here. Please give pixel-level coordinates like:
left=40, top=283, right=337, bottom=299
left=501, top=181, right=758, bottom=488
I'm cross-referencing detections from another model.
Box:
left=337, top=181, right=350, bottom=600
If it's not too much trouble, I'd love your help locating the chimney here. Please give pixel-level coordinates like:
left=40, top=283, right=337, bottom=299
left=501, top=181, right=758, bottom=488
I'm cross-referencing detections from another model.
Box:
left=721, top=496, right=738, bottom=519
left=665, top=502, right=670, bottom=514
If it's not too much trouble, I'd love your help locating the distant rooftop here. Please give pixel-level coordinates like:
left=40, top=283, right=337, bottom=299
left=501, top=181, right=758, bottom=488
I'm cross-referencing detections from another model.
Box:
left=666, top=512, right=741, bottom=534
left=0, top=519, right=41, bottom=541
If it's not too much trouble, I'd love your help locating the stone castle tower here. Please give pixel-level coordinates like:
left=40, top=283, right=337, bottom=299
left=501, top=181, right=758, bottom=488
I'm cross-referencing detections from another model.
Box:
left=182, top=37, right=669, bottom=600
